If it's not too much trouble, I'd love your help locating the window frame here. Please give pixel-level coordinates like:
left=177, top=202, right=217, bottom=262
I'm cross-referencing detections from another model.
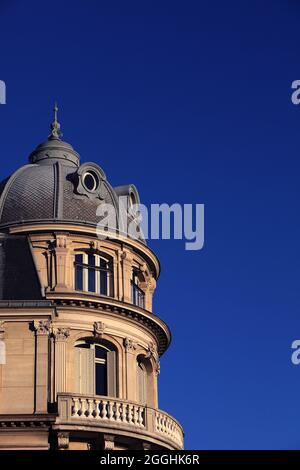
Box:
left=131, top=270, right=145, bottom=308
left=74, top=252, right=113, bottom=297
left=75, top=340, right=116, bottom=397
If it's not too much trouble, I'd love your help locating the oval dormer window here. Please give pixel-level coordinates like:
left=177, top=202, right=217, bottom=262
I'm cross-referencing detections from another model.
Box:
left=82, top=170, right=99, bottom=192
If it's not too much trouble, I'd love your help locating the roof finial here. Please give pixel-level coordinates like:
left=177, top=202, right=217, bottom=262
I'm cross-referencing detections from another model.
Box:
left=49, top=101, right=62, bottom=140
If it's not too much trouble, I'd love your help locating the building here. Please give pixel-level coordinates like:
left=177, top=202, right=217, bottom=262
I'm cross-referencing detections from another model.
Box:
left=0, top=107, right=184, bottom=450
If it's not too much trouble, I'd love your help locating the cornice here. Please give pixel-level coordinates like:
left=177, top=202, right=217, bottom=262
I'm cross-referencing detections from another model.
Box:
left=47, top=292, right=171, bottom=356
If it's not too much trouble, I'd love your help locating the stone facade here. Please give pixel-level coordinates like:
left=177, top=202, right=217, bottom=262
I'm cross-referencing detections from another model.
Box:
left=0, top=111, right=184, bottom=450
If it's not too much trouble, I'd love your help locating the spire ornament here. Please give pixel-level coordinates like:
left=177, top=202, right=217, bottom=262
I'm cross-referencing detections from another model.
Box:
left=49, top=101, right=62, bottom=140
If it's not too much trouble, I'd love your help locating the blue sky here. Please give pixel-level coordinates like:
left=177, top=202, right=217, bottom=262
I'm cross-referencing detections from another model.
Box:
left=1, top=0, right=300, bottom=449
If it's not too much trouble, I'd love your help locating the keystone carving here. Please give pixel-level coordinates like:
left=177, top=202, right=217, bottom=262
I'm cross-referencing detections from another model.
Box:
left=94, top=321, right=106, bottom=338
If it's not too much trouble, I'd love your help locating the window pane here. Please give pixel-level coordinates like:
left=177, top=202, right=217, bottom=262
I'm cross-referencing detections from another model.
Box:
left=88, top=267, right=96, bottom=292
left=95, top=345, right=107, bottom=359
left=75, top=265, right=83, bottom=290
left=100, top=258, right=107, bottom=269
left=88, top=254, right=95, bottom=266
left=75, top=343, right=90, bottom=349
left=75, top=254, right=83, bottom=264
left=96, top=363, right=107, bottom=396
left=100, top=270, right=108, bottom=295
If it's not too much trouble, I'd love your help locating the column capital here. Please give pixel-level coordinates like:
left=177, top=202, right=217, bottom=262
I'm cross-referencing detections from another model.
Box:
left=146, top=341, right=158, bottom=360
left=52, top=327, right=70, bottom=342
left=120, top=250, right=133, bottom=263
left=33, top=320, right=51, bottom=336
left=124, top=337, right=137, bottom=353
left=55, top=233, right=71, bottom=249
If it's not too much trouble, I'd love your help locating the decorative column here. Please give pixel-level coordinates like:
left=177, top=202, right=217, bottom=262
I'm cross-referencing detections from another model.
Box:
left=121, top=251, right=133, bottom=303
left=53, top=327, right=70, bottom=397
left=146, top=341, right=160, bottom=409
left=54, top=234, right=71, bottom=292
left=124, top=337, right=137, bottom=401
left=33, top=320, right=51, bottom=413
left=117, top=249, right=123, bottom=301
left=146, top=277, right=157, bottom=312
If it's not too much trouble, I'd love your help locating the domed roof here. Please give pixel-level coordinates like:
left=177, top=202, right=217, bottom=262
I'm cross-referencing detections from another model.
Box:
left=0, top=106, right=143, bottom=240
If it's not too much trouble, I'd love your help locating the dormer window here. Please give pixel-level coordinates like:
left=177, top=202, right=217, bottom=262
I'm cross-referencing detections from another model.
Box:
left=131, top=270, right=145, bottom=308
left=82, top=170, right=99, bottom=192
left=75, top=253, right=113, bottom=296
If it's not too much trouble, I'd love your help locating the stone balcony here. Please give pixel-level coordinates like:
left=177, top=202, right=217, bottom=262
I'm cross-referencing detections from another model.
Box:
left=55, top=393, right=184, bottom=450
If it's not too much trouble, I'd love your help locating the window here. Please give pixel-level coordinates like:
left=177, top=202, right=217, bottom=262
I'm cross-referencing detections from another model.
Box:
left=131, top=271, right=145, bottom=308
left=75, top=253, right=113, bottom=296
left=82, top=170, right=99, bottom=192
left=75, top=341, right=116, bottom=397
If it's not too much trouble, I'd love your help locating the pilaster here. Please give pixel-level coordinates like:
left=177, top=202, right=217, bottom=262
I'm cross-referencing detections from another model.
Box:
left=33, top=320, right=51, bottom=413
left=53, top=327, right=70, bottom=397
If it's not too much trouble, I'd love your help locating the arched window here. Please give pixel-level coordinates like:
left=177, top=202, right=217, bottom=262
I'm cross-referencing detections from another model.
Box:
left=74, top=253, right=113, bottom=296
left=131, top=270, right=145, bottom=308
left=75, top=341, right=117, bottom=397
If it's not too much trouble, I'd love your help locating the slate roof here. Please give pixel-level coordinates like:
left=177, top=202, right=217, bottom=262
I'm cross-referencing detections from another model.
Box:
left=0, top=133, right=142, bottom=240
left=0, top=234, right=43, bottom=300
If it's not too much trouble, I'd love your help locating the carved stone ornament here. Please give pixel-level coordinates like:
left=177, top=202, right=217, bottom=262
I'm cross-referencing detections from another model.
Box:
left=0, top=321, right=5, bottom=340
left=57, top=432, right=69, bottom=450
left=55, top=234, right=70, bottom=249
left=146, top=341, right=158, bottom=361
left=103, top=434, right=115, bottom=450
left=94, top=321, right=106, bottom=338
left=33, top=320, right=51, bottom=336
left=124, top=337, right=137, bottom=352
left=52, top=327, right=70, bottom=342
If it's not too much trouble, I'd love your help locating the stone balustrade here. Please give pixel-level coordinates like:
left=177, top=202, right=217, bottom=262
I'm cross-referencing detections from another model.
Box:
left=56, top=393, right=184, bottom=449
left=72, top=396, right=145, bottom=427
left=155, top=411, right=184, bottom=448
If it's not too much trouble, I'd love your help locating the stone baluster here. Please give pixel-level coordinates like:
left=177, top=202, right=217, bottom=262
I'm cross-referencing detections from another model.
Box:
left=94, top=399, right=101, bottom=418
left=115, top=402, right=121, bottom=422
left=107, top=400, right=112, bottom=420
left=81, top=398, right=87, bottom=416
left=128, top=404, right=134, bottom=424
left=72, top=397, right=80, bottom=416
left=87, top=399, right=94, bottom=417
left=101, top=400, right=107, bottom=419
left=137, top=406, right=144, bottom=427
left=120, top=403, right=126, bottom=422
left=133, top=405, right=138, bottom=425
